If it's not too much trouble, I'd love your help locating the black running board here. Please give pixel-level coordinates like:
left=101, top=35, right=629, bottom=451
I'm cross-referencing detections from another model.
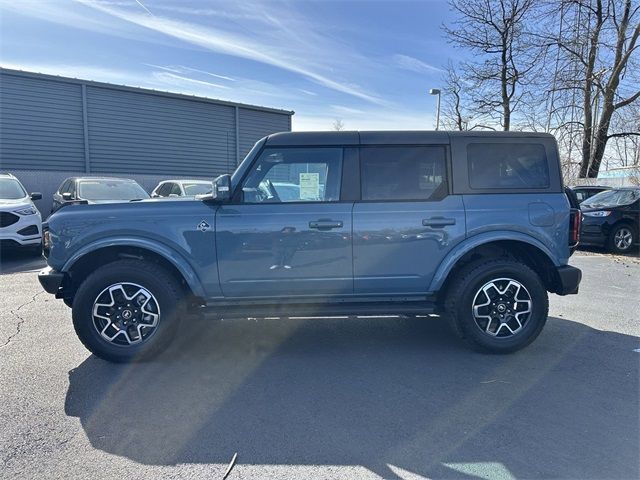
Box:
left=196, top=301, right=437, bottom=319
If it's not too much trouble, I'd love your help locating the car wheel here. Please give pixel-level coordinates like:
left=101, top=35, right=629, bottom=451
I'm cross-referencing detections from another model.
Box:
left=445, top=259, right=549, bottom=353
left=72, top=259, right=184, bottom=363
left=608, top=224, right=635, bottom=254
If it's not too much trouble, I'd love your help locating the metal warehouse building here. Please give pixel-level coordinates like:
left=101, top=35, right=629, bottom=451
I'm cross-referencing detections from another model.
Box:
left=0, top=68, right=293, bottom=213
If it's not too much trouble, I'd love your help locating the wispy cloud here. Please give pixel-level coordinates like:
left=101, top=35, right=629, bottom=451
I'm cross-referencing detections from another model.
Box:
left=151, top=71, right=229, bottom=89
left=393, top=54, right=444, bottom=74
left=75, top=0, right=387, bottom=105
left=133, top=0, right=153, bottom=16
left=331, top=105, right=365, bottom=115
left=145, top=63, right=235, bottom=82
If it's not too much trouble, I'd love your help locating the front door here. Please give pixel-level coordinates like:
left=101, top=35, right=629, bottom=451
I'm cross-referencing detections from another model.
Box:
left=216, top=146, right=353, bottom=298
left=353, top=145, right=466, bottom=295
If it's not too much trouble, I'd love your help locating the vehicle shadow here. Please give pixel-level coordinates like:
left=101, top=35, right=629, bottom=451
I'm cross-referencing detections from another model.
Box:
left=65, top=316, right=639, bottom=479
left=0, top=249, right=45, bottom=274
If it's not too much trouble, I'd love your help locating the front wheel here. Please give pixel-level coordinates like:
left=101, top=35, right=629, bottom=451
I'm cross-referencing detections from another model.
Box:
left=445, top=259, right=549, bottom=353
left=72, top=259, right=184, bottom=362
left=608, top=224, right=635, bottom=254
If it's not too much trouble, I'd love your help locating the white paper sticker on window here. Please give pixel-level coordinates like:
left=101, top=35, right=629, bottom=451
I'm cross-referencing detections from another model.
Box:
left=299, top=172, right=320, bottom=200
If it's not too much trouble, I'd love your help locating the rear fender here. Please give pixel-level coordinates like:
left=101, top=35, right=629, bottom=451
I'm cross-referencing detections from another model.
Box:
left=428, top=231, right=560, bottom=292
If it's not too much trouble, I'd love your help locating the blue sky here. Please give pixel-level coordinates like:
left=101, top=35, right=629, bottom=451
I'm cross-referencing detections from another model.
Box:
left=1, top=0, right=460, bottom=130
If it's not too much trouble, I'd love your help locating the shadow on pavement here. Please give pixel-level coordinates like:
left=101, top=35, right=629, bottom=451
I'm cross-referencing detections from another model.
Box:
left=0, top=248, right=45, bottom=275
left=65, top=316, right=639, bottom=479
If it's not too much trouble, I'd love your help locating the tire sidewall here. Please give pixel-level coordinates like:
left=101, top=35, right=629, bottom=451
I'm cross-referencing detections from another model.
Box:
left=73, top=262, right=181, bottom=362
left=455, top=262, right=548, bottom=353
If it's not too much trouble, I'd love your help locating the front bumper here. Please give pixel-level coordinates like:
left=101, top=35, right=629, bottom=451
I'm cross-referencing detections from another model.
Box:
left=554, top=265, right=582, bottom=295
left=38, top=266, right=65, bottom=294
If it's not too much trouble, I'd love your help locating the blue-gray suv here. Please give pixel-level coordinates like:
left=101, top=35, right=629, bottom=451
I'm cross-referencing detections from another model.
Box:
left=39, top=131, right=582, bottom=362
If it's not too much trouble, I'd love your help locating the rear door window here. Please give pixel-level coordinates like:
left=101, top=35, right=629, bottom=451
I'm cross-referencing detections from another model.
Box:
left=467, top=143, right=549, bottom=189
left=360, top=146, right=447, bottom=201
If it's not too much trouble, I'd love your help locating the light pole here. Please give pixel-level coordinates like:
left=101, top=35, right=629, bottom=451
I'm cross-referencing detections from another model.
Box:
left=429, top=88, right=441, bottom=130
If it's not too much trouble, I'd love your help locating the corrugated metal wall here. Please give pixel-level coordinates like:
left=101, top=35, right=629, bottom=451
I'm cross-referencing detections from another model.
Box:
left=238, top=108, right=292, bottom=160
left=0, top=74, right=86, bottom=171
left=0, top=69, right=292, bottom=178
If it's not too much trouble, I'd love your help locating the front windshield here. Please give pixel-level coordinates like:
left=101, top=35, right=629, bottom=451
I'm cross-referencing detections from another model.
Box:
left=582, top=189, right=640, bottom=208
left=183, top=182, right=212, bottom=196
left=78, top=180, right=149, bottom=201
left=0, top=178, right=27, bottom=200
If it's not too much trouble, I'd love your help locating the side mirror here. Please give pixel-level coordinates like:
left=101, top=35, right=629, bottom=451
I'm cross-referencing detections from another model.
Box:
left=211, top=174, right=232, bottom=201
left=30, top=192, right=42, bottom=201
left=62, top=192, right=73, bottom=201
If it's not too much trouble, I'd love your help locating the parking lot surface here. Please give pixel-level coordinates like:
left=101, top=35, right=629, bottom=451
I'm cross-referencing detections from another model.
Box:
left=1, top=251, right=639, bottom=479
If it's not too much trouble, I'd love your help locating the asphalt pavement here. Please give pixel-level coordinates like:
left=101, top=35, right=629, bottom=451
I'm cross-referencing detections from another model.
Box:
left=1, top=250, right=638, bottom=479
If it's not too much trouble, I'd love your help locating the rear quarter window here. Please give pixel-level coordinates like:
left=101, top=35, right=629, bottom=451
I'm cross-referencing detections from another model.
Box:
left=468, top=143, right=549, bottom=189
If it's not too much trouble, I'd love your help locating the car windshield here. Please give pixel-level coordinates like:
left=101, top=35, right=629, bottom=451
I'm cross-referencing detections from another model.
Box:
left=78, top=180, right=149, bottom=201
left=0, top=178, right=27, bottom=199
left=582, top=189, right=640, bottom=208
left=183, top=182, right=212, bottom=196
left=272, top=182, right=301, bottom=201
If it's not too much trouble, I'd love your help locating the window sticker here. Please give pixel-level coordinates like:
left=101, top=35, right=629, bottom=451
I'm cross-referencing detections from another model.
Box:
left=299, top=172, right=320, bottom=200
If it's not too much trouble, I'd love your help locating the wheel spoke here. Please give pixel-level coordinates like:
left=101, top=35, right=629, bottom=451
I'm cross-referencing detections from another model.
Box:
left=472, top=277, right=533, bottom=338
left=92, top=282, right=161, bottom=347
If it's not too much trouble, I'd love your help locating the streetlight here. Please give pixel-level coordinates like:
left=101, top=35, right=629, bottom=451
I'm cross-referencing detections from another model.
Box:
left=429, top=88, right=441, bottom=131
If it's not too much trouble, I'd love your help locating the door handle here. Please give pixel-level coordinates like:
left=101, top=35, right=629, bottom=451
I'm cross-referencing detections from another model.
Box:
left=309, top=220, right=343, bottom=230
left=422, top=217, right=456, bottom=228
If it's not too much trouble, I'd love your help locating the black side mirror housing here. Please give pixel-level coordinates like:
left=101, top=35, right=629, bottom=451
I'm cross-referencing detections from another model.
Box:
left=30, top=192, right=42, bottom=201
left=211, top=174, right=232, bottom=201
left=62, top=192, right=73, bottom=201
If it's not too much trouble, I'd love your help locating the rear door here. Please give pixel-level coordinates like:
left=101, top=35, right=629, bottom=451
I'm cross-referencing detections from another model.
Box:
left=216, top=146, right=354, bottom=298
left=353, top=144, right=466, bottom=295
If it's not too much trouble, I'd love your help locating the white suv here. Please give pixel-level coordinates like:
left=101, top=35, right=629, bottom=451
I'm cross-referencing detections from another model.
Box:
left=151, top=179, right=213, bottom=198
left=0, top=173, right=43, bottom=254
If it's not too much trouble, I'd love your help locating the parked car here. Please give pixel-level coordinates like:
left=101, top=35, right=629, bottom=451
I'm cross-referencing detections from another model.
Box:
left=151, top=179, right=213, bottom=198
left=0, top=173, right=42, bottom=254
left=579, top=187, right=640, bottom=253
left=39, top=131, right=582, bottom=362
left=51, top=177, right=149, bottom=213
left=569, top=185, right=611, bottom=203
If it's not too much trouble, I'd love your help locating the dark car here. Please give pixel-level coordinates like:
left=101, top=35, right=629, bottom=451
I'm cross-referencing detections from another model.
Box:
left=580, top=187, right=640, bottom=253
left=52, top=177, right=149, bottom=213
left=570, top=185, right=611, bottom=203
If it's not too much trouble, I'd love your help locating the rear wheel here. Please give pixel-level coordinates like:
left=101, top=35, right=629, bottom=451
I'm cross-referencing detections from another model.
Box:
left=72, top=259, right=183, bottom=362
left=445, top=259, right=549, bottom=353
left=608, top=224, right=635, bottom=254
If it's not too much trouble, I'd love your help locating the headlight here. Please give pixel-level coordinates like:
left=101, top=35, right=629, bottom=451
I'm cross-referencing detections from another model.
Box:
left=583, top=210, right=611, bottom=217
left=14, top=206, right=38, bottom=215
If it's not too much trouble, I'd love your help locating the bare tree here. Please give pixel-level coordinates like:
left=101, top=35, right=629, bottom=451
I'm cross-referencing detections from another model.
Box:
left=441, top=62, right=468, bottom=130
left=443, top=0, right=538, bottom=130
left=332, top=119, right=345, bottom=131
left=540, top=0, right=640, bottom=178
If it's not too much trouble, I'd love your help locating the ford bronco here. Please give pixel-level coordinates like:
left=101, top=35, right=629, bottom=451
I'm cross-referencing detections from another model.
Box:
left=38, top=131, right=582, bottom=362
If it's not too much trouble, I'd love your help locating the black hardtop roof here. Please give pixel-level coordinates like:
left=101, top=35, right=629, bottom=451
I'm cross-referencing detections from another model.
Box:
left=265, top=130, right=555, bottom=146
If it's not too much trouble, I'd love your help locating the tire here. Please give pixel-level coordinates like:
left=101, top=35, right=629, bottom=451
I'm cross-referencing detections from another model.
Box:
left=445, top=259, right=549, bottom=354
left=608, top=224, right=635, bottom=254
left=72, top=259, right=184, bottom=363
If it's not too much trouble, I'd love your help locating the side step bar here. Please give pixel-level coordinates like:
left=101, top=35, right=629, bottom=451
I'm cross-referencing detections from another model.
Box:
left=196, top=301, right=438, bottom=319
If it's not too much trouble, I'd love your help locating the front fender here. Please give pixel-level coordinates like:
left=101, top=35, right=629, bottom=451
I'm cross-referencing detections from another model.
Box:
left=428, top=231, right=560, bottom=292
left=62, top=237, right=206, bottom=298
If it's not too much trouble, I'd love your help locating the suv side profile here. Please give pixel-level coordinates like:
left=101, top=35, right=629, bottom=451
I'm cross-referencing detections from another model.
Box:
left=39, top=131, right=582, bottom=362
